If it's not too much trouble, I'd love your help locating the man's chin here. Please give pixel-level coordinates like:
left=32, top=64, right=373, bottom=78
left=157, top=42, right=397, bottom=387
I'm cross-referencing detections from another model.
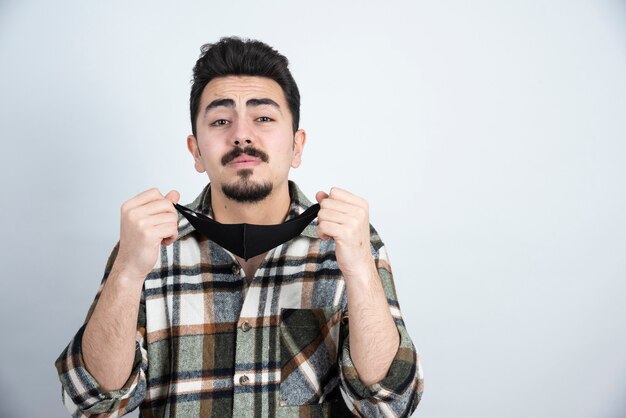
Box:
left=235, top=168, right=254, bottom=179
left=221, top=179, right=273, bottom=203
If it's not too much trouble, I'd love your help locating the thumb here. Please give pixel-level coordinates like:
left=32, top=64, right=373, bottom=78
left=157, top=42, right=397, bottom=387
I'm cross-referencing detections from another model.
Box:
left=315, top=191, right=329, bottom=204
left=165, top=190, right=180, bottom=204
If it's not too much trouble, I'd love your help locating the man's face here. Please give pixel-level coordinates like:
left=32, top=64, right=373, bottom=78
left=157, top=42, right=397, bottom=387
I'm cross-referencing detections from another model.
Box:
left=187, top=76, right=306, bottom=203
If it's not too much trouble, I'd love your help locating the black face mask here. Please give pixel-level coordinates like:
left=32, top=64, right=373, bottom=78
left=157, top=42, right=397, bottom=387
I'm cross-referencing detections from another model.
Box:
left=174, top=203, right=320, bottom=260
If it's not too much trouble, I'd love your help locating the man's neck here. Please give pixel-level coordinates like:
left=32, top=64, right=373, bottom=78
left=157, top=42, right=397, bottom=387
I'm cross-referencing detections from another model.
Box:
left=210, top=183, right=292, bottom=225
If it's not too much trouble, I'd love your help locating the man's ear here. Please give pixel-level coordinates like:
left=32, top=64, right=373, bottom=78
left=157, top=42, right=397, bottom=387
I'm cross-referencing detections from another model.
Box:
left=187, top=135, right=206, bottom=173
left=291, top=129, right=307, bottom=168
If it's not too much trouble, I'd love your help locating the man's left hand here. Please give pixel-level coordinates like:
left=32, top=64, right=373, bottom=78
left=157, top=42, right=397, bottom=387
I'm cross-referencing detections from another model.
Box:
left=315, top=187, right=375, bottom=278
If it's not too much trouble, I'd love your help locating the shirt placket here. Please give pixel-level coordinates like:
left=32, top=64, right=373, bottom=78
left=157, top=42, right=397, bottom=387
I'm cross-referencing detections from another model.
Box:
left=231, top=250, right=281, bottom=416
left=230, top=257, right=258, bottom=415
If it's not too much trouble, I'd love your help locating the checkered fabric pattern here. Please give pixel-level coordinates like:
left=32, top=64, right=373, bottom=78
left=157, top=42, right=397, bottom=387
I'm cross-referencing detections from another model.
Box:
left=56, top=181, right=423, bottom=417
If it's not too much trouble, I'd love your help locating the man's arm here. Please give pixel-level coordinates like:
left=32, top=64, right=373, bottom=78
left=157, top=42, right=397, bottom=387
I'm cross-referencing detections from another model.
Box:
left=342, top=256, right=400, bottom=385
left=316, top=187, right=399, bottom=384
left=55, top=188, right=180, bottom=415
left=82, top=188, right=180, bottom=390
left=55, top=243, right=149, bottom=416
left=82, top=265, right=146, bottom=391
left=316, top=187, right=422, bottom=417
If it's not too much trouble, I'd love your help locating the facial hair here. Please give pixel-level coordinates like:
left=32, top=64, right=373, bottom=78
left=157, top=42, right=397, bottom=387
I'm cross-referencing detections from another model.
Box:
left=220, top=146, right=273, bottom=203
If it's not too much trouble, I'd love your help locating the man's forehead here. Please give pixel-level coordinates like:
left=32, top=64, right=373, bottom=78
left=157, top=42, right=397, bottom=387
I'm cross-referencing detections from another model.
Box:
left=201, top=76, right=286, bottom=106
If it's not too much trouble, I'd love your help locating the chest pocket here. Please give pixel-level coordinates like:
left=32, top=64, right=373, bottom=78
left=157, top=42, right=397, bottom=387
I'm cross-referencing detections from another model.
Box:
left=279, top=307, right=343, bottom=406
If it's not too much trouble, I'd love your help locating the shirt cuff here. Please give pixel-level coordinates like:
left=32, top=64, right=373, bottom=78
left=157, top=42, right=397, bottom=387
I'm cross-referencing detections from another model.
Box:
left=339, top=323, right=420, bottom=403
left=55, top=324, right=143, bottom=414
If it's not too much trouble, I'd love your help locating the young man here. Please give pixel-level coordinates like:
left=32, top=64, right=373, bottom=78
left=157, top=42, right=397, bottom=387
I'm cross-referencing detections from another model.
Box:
left=56, top=37, right=423, bottom=417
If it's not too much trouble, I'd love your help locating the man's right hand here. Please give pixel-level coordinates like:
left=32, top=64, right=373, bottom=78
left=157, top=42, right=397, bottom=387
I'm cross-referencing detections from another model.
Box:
left=114, top=188, right=180, bottom=282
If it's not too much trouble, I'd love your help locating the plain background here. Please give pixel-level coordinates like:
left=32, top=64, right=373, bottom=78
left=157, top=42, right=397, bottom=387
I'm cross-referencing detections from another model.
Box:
left=1, top=1, right=625, bottom=417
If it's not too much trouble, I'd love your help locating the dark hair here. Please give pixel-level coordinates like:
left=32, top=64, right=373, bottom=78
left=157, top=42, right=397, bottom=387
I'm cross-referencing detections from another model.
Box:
left=190, top=36, right=300, bottom=137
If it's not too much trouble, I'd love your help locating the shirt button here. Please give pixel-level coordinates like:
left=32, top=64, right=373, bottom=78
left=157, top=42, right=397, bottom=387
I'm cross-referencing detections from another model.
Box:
left=231, top=264, right=240, bottom=275
left=240, top=320, right=251, bottom=332
left=239, top=375, right=250, bottom=385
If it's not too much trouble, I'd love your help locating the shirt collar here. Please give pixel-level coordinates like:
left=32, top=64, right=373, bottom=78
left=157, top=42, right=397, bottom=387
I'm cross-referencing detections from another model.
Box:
left=177, top=180, right=318, bottom=241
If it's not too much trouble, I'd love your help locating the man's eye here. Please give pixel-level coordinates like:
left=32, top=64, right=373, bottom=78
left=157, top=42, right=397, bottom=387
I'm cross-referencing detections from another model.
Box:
left=211, top=119, right=230, bottom=126
left=256, top=116, right=273, bottom=122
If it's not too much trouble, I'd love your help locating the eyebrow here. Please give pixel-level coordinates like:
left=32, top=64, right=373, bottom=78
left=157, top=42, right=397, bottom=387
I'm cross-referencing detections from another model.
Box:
left=204, top=97, right=282, bottom=117
left=247, top=98, right=281, bottom=111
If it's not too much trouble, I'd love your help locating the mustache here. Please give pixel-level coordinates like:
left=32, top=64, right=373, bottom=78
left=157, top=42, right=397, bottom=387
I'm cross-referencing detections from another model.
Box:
left=221, top=146, right=270, bottom=166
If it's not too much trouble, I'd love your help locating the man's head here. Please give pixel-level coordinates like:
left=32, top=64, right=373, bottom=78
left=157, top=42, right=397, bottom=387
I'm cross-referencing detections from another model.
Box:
left=187, top=37, right=306, bottom=204
left=189, top=37, right=300, bottom=137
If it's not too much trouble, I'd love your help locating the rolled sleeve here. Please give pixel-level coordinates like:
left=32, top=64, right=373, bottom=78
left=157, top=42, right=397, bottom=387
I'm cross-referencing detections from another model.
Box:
left=55, top=323, right=147, bottom=416
left=55, top=242, right=148, bottom=416
left=339, top=321, right=423, bottom=417
left=337, top=235, right=424, bottom=417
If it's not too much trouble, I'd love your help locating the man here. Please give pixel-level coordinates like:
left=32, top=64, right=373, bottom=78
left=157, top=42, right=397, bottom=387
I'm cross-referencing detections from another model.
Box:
left=56, top=37, right=423, bottom=417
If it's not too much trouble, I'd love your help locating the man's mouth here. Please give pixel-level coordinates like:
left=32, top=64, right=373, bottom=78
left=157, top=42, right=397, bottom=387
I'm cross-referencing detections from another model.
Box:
left=230, top=155, right=260, bottom=164
left=221, top=146, right=270, bottom=166
left=228, top=154, right=262, bottom=168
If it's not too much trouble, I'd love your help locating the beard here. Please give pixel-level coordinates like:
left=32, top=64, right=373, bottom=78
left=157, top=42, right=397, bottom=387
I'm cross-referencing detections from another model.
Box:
left=221, top=169, right=273, bottom=203
left=220, top=146, right=272, bottom=203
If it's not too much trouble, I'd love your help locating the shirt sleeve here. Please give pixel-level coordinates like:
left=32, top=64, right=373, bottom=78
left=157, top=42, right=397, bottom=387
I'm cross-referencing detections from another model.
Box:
left=337, top=228, right=424, bottom=417
left=54, top=242, right=149, bottom=417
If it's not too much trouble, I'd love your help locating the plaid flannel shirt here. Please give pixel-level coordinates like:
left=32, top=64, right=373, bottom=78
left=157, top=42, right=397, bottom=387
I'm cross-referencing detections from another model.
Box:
left=56, top=181, right=423, bottom=417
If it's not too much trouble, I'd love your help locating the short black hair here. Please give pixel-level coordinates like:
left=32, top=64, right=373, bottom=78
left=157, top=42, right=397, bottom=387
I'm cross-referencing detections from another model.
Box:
left=190, top=37, right=300, bottom=137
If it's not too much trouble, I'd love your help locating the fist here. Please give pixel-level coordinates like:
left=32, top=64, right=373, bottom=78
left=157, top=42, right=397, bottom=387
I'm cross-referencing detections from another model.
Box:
left=114, top=188, right=180, bottom=281
left=315, top=187, right=374, bottom=277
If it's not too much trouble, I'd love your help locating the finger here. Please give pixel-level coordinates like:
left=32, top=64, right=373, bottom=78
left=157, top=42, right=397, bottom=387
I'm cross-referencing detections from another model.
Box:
left=144, top=212, right=179, bottom=228
left=162, top=237, right=175, bottom=246
left=164, top=225, right=179, bottom=244
left=328, top=187, right=368, bottom=208
left=123, top=188, right=164, bottom=211
left=315, top=224, right=330, bottom=240
left=153, top=222, right=179, bottom=241
left=165, top=190, right=180, bottom=204
left=136, top=199, right=180, bottom=217
left=319, top=197, right=359, bottom=215
left=318, top=208, right=351, bottom=225
left=162, top=233, right=178, bottom=246
left=317, top=220, right=343, bottom=240
left=315, top=191, right=329, bottom=204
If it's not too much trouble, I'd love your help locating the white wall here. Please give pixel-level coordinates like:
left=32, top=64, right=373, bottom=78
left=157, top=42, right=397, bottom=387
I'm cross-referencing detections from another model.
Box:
left=1, top=1, right=625, bottom=417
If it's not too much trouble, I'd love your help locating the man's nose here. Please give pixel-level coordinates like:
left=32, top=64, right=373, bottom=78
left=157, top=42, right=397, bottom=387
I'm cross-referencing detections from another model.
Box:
left=231, top=120, right=253, bottom=147
left=234, top=138, right=252, bottom=147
